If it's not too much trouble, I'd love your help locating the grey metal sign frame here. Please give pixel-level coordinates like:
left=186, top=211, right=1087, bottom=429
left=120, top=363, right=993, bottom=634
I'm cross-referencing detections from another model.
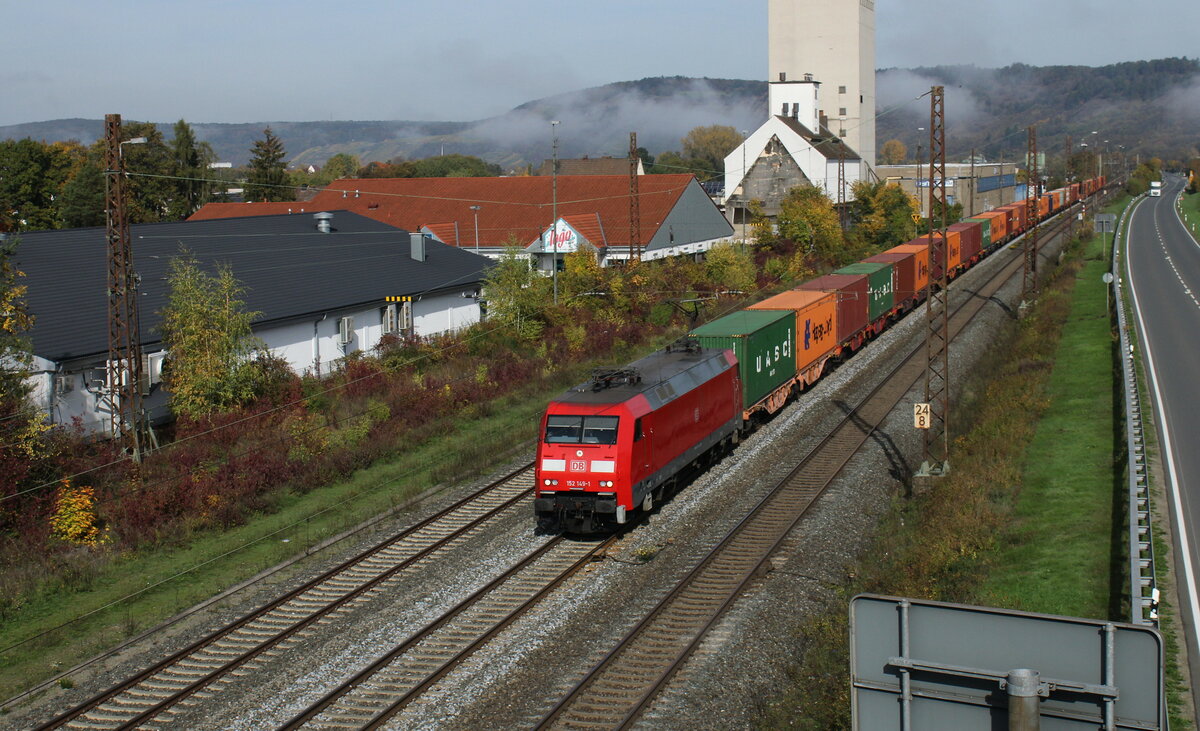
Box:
left=851, top=594, right=1164, bottom=730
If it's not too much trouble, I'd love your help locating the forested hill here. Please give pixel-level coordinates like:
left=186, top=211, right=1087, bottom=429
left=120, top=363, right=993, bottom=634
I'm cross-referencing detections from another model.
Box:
left=2, top=58, right=1196, bottom=168
left=876, top=58, right=1200, bottom=164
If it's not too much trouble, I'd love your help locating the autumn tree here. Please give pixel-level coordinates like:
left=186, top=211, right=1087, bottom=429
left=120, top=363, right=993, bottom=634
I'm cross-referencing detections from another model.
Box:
left=703, top=242, right=756, bottom=294
left=879, top=139, right=908, bottom=166
left=166, top=119, right=215, bottom=219
left=115, top=122, right=176, bottom=223
left=320, top=153, right=360, bottom=183
left=847, top=181, right=920, bottom=253
left=682, top=125, right=742, bottom=173
left=776, top=185, right=846, bottom=265
left=245, top=127, right=289, bottom=202
left=410, top=154, right=501, bottom=178
left=482, top=244, right=551, bottom=341
left=0, top=139, right=84, bottom=231
left=58, top=158, right=106, bottom=227
left=650, top=125, right=742, bottom=181
left=0, top=235, right=49, bottom=504
left=159, top=251, right=270, bottom=419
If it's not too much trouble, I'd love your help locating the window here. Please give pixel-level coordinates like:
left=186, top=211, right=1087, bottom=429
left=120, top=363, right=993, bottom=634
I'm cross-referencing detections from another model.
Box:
left=545, top=415, right=620, bottom=444
left=382, top=304, right=398, bottom=334
left=838, top=85, right=847, bottom=94
left=633, top=418, right=644, bottom=442
left=839, top=107, right=847, bottom=116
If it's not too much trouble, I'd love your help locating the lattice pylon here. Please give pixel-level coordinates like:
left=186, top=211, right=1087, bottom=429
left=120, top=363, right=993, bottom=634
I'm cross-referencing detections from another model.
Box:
left=919, top=86, right=950, bottom=478
left=1023, top=126, right=1040, bottom=299
left=104, top=114, right=146, bottom=460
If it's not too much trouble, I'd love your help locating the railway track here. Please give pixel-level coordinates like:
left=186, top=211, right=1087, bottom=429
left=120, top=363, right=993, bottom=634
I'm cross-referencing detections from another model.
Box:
left=36, top=210, right=1079, bottom=731
left=279, top=535, right=615, bottom=730
left=37, top=464, right=537, bottom=731
left=538, top=218, right=1073, bottom=729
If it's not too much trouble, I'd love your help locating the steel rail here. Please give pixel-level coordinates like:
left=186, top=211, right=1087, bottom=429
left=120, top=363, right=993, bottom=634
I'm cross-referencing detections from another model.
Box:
left=280, top=535, right=615, bottom=730
left=539, top=213, right=1075, bottom=730
left=38, top=463, right=535, bottom=730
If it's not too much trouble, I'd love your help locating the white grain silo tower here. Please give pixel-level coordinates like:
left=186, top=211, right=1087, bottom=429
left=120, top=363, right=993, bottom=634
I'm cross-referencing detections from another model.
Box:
left=769, top=0, right=876, bottom=177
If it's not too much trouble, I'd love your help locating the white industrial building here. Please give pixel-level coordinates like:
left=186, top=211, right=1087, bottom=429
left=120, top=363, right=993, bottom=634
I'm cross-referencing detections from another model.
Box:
left=15, top=212, right=491, bottom=435
left=769, top=0, right=876, bottom=177
left=724, top=0, right=877, bottom=228
left=723, top=75, right=865, bottom=224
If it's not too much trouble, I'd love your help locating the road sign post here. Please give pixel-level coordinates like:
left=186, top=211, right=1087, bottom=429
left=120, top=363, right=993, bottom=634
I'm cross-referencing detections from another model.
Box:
left=851, top=595, right=1164, bottom=730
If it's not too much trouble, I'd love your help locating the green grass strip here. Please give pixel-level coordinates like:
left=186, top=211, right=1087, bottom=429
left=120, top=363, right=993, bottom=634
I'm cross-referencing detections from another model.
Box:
left=974, top=213, right=1120, bottom=619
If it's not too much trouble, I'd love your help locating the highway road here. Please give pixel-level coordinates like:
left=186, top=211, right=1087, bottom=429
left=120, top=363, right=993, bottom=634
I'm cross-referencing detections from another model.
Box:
left=1125, top=176, right=1200, bottom=712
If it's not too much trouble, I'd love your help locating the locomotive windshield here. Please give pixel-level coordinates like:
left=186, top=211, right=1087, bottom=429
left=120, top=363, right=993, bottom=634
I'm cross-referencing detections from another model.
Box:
left=545, top=415, right=620, bottom=445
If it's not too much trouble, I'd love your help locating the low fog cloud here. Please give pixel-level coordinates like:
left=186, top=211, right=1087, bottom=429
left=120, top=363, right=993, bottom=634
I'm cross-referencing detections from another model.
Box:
left=877, top=69, right=986, bottom=125
left=469, top=78, right=766, bottom=158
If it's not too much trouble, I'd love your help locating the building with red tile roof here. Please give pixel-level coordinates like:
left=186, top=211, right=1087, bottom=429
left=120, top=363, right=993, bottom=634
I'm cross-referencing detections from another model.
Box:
left=191, top=174, right=733, bottom=268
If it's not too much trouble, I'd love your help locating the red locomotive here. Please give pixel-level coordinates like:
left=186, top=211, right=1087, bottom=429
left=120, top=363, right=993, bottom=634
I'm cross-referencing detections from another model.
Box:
left=535, top=175, right=1108, bottom=533
left=533, top=339, right=742, bottom=533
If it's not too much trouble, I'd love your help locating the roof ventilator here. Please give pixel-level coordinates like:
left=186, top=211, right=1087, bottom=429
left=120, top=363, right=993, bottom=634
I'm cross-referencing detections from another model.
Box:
left=314, top=211, right=333, bottom=233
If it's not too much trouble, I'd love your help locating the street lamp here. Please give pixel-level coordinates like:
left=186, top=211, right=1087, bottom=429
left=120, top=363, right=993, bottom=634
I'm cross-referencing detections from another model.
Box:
left=916, top=127, right=926, bottom=218
left=469, top=205, right=481, bottom=251
left=551, top=120, right=560, bottom=305
left=1090, top=131, right=1099, bottom=178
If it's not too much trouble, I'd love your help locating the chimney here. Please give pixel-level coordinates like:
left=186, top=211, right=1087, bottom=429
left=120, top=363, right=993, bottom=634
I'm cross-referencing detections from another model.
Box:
left=779, top=72, right=786, bottom=82
left=410, top=232, right=427, bottom=262
left=803, top=72, right=814, bottom=82
left=791, top=103, right=799, bottom=119
left=314, top=211, right=333, bottom=233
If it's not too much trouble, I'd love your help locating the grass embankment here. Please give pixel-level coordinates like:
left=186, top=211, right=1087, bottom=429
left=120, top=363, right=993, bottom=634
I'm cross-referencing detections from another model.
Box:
left=1180, top=186, right=1200, bottom=234
left=760, top=205, right=1142, bottom=727
left=0, top=339, right=658, bottom=705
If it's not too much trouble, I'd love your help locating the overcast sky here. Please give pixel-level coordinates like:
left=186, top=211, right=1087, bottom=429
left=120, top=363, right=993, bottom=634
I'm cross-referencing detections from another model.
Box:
left=4, top=0, right=1197, bottom=127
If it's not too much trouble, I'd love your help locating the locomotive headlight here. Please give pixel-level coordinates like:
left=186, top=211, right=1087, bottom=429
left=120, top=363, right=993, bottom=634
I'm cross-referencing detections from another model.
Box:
left=551, top=479, right=559, bottom=486
left=544, top=479, right=551, bottom=486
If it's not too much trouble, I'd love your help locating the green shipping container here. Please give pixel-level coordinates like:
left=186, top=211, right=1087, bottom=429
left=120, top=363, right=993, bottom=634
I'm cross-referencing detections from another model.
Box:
left=964, top=217, right=993, bottom=248
left=690, top=309, right=795, bottom=411
left=834, top=262, right=894, bottom=323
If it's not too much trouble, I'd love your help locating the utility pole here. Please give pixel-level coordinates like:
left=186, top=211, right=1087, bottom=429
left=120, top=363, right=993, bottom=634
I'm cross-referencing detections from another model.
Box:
left=969, top=148, right=976, bottom=217
left=551, top=120, right=560, bottom=305
left=1023, top=126, right=1040, bottom=301
left=629, top=132, right=641, bottom=263
left=918, top=86, right=949, bottom=481
left=837, top=139, right=849, bottom=230
left=1065, top=135, right=1074, bottom=240
left=104, top=113, right=146, bottom=461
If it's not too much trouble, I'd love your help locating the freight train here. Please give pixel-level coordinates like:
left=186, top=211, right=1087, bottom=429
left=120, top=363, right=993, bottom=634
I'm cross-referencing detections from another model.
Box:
left=534, top=176, right=1106, bottom=533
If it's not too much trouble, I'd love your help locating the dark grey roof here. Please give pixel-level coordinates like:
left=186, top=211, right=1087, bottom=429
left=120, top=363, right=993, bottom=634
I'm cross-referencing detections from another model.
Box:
left=774, top=116, right=862, bottom=161
left=13, top=211, right=493, bottom=363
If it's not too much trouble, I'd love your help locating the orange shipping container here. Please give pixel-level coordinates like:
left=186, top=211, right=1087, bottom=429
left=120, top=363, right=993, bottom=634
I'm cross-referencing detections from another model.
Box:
left=748, top=289, right=838, bottom=378
left=976, top=210, right=1008, bottom=241
left=886, top=243, right=930, bottom=296
left=944, top=228, right=963, bottom=272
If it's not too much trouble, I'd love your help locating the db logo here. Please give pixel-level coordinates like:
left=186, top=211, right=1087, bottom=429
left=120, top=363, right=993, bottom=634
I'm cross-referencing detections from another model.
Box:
left=570, top=460, right=586, bottom=472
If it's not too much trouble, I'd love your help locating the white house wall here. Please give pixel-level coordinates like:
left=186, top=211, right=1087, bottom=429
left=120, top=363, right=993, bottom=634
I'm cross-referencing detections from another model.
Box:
left=27, top=296, right=483, bottom=435
left=725, top=118, right=861, bottom=208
